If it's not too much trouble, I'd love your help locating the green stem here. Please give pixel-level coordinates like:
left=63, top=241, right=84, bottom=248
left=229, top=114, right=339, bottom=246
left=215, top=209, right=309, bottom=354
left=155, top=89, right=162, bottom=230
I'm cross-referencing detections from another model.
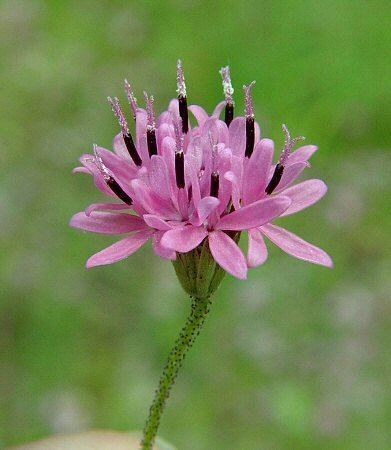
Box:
left=140, top=296, right=212, bottom=449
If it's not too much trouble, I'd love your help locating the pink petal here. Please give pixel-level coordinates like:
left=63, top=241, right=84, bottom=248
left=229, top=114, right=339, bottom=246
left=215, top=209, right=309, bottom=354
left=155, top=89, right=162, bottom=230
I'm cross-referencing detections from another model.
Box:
left=189, top=105, right=209, bottom=126
left=247, top=228, right=268, bottom=268
left=242, top=138, right=274, bottom=205
left=229, top=117, right=246, bottom=157
left=254, top=121, right=261, bottom=144
left=168, top=98, right=179, bottom=116
left=273, top=162, right=307, bottom=193
left=79, top=154, right=115, bottom=197
left=72, top=166, right=89, bottom=174
left=157, top=111, right=172, bottom=127
left=188, top=161, right=201, bottom=208
left=152, top=231, right=176, bottom=260
left=70, top=212, right=147, bottom=234
left=190, top=196, right=220, bottom=226
left=135, top=110, right=149, bottom=162
left=113, top=133, right=131, bottom=160
left=212, top=101, right=226, bottom=118
left=149, top=155, right=171, bottom=200
left=260, top=224, right=333, bottom=268
left=288, top=145, right=318, bottom=165
left=202, top=118, right=229, bottom=146
left=86, top=230, right=153, bottom=268
left=143, top=214, right=172, bottom=231
left=85, top=202, right=130, bottom=216
left=280, top=179, right=328, bottom=217
left=160, top=225, right=208, bottom=253
left=208, top=231, right=247, bottom=279
left=131, top=179, right=180, bottom=220
left=215, top=196, right=291, bottom=231
left=98, top=146, right=137, bottom=190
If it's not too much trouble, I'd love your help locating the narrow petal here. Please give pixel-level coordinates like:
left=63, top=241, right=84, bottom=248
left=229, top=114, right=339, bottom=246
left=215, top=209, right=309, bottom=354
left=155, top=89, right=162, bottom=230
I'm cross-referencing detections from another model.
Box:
left=229, top=117, right=246, bottom=157
left=190, top=196, right=220, bottom=226
left=149, top=155, right=171, bottom=200
left=79, top=154, right=115, bottom=197
left=72, top=166, right=89, bottom=174
left=161, top=226, right=208, bottom=253
left=247, top=228, right=268, bottom=268
left=98, top=146, right=137, bottom=190
left=152, top=231, right=176, bottom=260
left=86, top=230, right=152, bottom=268
left=85, top=202, right=130, bottom=217
left=70, top=212, right=147, bottom=234
left=202, top=118, right=229, bottom=146
left=212, top=101, right=226, bottom=118
left=288, top=145, right=318, bottom=165
left=131, top=179, right=180, bottom=220
left=215, top=196, right=291, bottom=231
left=189, top=105, right=209, bottom=126
left=143, top=214, right=172, bottom=231
left=242, top=138, right=274, bottom=205
left=113, top=133, right=130, bottom=160
left=209, top=231, right=247, bottom=279
left=261, top=224, right=333, bottom=267
left=280, top=179, right=328, bottom=217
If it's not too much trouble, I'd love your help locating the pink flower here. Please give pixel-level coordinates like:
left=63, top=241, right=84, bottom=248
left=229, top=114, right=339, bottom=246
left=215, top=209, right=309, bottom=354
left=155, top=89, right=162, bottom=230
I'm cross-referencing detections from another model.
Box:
left=70, top=61, right=332, bottom=290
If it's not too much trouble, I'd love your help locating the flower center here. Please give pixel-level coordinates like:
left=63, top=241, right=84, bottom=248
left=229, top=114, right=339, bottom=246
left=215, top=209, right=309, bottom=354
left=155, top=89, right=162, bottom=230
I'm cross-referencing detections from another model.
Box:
left=210, top=171, right=219, bottom=198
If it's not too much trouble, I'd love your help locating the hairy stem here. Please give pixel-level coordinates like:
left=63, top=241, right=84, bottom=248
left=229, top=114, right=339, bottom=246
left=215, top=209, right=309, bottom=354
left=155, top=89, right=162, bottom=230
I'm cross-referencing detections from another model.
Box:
left=140, top=296, right=212, bottom=449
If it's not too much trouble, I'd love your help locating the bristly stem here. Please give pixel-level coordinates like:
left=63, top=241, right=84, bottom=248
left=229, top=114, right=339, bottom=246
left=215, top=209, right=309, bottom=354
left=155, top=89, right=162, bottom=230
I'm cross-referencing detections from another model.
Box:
left=140, top=296, right=212, bottom=449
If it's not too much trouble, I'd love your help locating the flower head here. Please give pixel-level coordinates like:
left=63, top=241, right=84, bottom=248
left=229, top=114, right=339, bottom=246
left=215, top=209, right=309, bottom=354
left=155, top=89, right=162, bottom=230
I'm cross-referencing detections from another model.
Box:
left=71, top=62, right=332, bottom=296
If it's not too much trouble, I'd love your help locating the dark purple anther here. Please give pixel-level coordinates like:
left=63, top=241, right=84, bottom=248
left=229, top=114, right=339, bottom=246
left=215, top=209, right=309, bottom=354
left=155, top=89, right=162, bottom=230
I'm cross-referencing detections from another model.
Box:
left=243, top=82, right=256, bottom=158
left=177, top=60, right=189, bottom=133
left=210, top=171, right=219, bottom=198
left=220, top=66, right=234, bottom=127
left=175, top=151, right=185, bottom=189
left=265, top=163, right=284, bottom=195
left=107, top=177, right=133, bottom=205
left=93, top=144, right=133, bottom=205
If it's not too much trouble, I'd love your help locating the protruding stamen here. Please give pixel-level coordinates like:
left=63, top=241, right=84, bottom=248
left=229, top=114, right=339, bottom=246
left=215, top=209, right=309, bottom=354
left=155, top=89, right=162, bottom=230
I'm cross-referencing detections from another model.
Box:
left=175, top=151, right=185, bottom=189
left=176, top=59, right=187, bottom=98
left=107, top=96, right=141, bottom=166
left=176, top=59, right=189, bottom=134
left=108, top=96, right=129, bottom=135
left=210, top=171, right=219, bottom=198
left=144, top=92, right=157, bottom=157
left=144, top=92, right=156, bottom=130
left=244, top=81, right=256, bottom=119
left=278, top=124, right=305, bottom=166
left=220, top=66, right=234, bottom=105
left=124, top=79, right=138, bottom=120
left=93, top=144, right=111, bottom=181
left=93, top=145, right=133, bottom=205
left=265, top=124, right=306, bottom=195
left=220, top=66, right=234, bottom=127
left=244, top=82, right=256, bottom=158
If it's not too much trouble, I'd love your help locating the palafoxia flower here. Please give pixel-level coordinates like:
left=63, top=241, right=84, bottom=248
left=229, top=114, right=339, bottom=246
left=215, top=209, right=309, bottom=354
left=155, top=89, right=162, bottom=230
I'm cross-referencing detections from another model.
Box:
left=70, top=60, right=332, bottom=296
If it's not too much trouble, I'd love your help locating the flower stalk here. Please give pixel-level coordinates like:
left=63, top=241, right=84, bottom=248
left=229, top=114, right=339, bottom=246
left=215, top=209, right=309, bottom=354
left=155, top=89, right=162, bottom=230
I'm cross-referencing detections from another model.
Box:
left=140, top=294, right=212, bottom=450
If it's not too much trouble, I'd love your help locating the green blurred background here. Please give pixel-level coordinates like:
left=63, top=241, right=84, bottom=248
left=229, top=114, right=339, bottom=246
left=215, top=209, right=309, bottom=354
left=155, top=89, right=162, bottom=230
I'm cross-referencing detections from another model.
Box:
left=1, top=0, right=390, bottom=449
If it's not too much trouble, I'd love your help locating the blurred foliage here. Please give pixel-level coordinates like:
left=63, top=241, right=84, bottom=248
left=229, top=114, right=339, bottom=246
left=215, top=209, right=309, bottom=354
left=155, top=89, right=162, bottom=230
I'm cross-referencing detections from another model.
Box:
left=0, top=0, right=390, bottom=449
